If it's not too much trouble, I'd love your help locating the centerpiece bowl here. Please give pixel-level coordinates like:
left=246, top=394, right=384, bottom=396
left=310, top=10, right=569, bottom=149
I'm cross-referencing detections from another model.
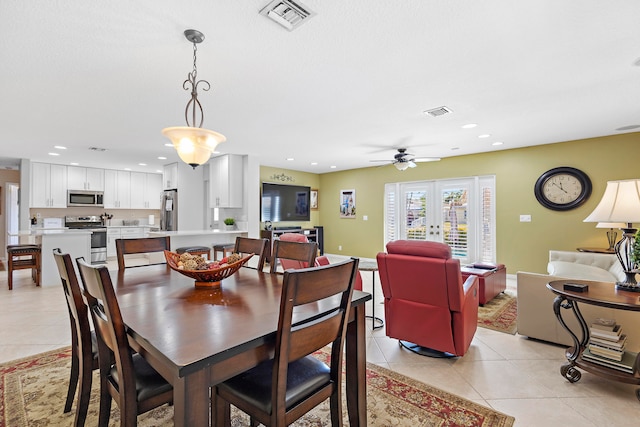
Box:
left=164, top=250, right=253, bottom=288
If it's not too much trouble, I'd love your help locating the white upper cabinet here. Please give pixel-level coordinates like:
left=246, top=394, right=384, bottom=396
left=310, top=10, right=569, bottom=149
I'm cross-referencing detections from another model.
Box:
left=30, top=162, right=68, bottom=208
left=209, top=154, right=243, bottom=208
left=104, top=169, right=131, bottom=209
left=67, top=166, right=105, bottom=191
left=130, top=172, right=162, bottom=209
left=163, top=163, right=178, bottom=190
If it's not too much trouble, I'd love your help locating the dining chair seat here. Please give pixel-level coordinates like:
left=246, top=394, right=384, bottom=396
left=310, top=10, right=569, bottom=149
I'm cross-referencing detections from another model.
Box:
left=109, top=354, right=173, bottom=402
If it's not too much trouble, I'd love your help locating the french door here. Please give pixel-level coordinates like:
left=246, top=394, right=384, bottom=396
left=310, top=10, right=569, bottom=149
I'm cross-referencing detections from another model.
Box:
left=384, top=176, right=496, bottom=264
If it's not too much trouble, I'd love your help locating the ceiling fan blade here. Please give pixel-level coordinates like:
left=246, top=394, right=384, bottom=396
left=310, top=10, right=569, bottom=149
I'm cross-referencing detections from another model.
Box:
left=413, top=157, right=441, bottom=162
left=370, top=159, right=393, bottom=163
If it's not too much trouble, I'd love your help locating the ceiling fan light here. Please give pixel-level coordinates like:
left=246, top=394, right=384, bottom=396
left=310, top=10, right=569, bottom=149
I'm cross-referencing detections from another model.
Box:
left=394, top=162, right=410, bottom=171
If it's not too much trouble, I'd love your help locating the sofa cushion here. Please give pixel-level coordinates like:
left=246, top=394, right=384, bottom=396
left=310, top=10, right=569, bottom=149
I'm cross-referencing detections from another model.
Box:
left=547, top=260, right=617, bottom=282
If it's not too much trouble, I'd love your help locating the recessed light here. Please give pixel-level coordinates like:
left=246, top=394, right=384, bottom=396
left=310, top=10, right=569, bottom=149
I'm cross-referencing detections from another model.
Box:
left=48, top=152, right=60, bottom=156
left=138, top=163, right=147, bottom=166
left=158, top=156, right=167, bottom=160
left=156, top=170, right=162, bottom=173
left=70, top=162, right=79, bottom=166
left=310, top=162, right=318, bottom=165
left=54, top=145, right=67, bottom=150
left=330, top=165, right=336, bottom=169
left=461, top=123, right=477, bottom=129
left=478, top=134, right=491, bottom=138
left=164, top=143, right=173, bottom=147
left=492, top=141, right=503, bottom=146
left=124, top=168, right=131, bottom=171
left=286, top=158, right=294, bottom=161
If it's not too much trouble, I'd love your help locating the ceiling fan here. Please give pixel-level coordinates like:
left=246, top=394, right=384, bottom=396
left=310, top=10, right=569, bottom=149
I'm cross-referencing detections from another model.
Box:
left=370, top=148, right=441, bottom=171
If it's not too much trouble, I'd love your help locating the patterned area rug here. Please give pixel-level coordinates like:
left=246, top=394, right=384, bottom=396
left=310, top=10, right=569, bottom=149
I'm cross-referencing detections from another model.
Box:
left=477, top=292, right=518, bottom=335
left=1, top=348, right=515, bottom=427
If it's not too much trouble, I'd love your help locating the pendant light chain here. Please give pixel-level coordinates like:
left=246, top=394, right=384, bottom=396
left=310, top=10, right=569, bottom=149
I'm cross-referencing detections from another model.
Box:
left=183, top=38, right=210, bottom=128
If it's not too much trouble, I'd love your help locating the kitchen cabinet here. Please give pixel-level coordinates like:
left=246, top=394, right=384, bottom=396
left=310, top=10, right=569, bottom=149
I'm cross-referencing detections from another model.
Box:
left=210, top=154, right=243, bottom=208
left=163, top=163, right=178, bottom=190
left=107, top=227, right=145, bottom=257
left=104, top=170, right=131, bottom=209
left=130, top=172, right=162, bottom=209
left=30, top=162, right=68, bottom=208
left=67, top=166, right=104, bottom=191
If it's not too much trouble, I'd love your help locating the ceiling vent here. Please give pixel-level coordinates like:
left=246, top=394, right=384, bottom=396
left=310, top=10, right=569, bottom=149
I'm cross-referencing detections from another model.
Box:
left=259, top=0, right=315, bottom=31
left=424, top=106, right=453, bottom=117
left=88, top=147, right=107, bottom=152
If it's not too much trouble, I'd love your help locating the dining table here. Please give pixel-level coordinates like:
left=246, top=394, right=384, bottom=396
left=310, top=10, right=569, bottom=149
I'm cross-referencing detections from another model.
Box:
left=110, top=264, right=371, bottom=426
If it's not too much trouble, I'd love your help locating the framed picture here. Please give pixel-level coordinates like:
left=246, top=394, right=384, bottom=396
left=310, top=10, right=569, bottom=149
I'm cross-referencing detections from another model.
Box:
left=340, top=189, right=356, bottom=218
left=310, top=189, right=318, bottom=210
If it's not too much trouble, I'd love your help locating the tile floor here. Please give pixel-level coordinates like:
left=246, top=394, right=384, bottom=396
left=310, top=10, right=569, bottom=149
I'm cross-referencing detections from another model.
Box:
left=2, top=258, right=640, bottom=426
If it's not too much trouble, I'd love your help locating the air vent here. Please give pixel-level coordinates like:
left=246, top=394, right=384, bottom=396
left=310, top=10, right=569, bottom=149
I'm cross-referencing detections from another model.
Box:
left=259, top=0, right=315, bottom=31
left=424, top=106, right=453, bottom=117
left=88, top=147, right=107, bottom=152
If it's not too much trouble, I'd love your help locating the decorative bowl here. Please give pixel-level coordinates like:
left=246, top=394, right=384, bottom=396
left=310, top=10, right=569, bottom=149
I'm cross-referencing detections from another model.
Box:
left=164, top=250, right=253, bottom=288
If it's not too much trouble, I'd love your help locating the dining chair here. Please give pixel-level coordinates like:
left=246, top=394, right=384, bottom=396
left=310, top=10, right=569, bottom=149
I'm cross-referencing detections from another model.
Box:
left=115, top=236, right=171, bottom=269
left=233, top=237, right=269, bottom=271
left=214, top=257, right=360, bottom=426
left=269, top=238, right=317, bottom=274
left=52, top=248, right=99, bottom=427
left=75, top=258, right=173, bottom=427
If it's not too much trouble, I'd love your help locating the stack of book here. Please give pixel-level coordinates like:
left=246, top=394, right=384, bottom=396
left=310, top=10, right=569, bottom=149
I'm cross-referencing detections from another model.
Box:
left=583, top=319, right=636, bottom=374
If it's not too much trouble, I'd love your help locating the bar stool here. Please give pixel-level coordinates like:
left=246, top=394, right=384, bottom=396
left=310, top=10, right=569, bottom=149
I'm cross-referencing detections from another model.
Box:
left=7, top=244, right=42, bottom=290
left=176, top=246, right=211, bottom=260
left=213, top=243, right=235, bottom=261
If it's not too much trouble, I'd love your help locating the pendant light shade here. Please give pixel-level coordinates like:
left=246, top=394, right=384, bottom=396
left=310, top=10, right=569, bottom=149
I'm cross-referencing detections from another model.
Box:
left=162, top=126, right=226, bottom=168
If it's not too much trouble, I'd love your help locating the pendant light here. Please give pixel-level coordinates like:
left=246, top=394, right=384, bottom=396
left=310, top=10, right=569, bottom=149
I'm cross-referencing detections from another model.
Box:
left=162, top=29, right=226, bottom=168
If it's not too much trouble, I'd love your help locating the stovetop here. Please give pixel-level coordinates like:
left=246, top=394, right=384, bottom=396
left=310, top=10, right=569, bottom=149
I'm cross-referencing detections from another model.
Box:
left=65, top=215, right=105, bottom=229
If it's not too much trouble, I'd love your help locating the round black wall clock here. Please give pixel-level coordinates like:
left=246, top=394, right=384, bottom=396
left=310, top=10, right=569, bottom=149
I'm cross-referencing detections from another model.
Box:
left=534, top=167, right=592, bottom=211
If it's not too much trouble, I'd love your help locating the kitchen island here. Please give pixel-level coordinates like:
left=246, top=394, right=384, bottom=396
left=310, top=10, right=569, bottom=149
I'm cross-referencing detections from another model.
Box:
left=147, top=229, right=248, bottom=252
left=9, top=229, right=91, bottom=287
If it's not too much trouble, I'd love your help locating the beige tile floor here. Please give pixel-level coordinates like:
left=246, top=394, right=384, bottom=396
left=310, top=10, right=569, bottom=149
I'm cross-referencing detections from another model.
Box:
left=2, top=259, right=640, bottom=426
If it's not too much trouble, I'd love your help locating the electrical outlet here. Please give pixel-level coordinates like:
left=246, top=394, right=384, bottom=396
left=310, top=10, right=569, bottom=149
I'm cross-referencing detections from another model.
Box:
left=338, top=245, right=342, bottom=251
left=36, top=213, right=41, bottom=219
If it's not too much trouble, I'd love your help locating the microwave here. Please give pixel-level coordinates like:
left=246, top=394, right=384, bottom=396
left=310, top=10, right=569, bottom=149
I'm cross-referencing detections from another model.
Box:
left=67, top=190, right=104, bottom=207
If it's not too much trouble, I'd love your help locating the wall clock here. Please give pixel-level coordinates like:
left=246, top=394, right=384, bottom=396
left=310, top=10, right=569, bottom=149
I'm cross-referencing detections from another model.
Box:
left=534, top=167, right=592, bottom=211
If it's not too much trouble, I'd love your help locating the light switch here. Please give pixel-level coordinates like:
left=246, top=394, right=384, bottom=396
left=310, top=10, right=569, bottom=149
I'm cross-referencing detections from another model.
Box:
left=520, top=214, right=532, bottom=222
left=363, top=215, right=368, bottom=221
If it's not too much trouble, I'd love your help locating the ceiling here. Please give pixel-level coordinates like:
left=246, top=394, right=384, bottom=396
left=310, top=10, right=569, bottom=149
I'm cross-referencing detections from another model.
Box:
left=1, top=1, right=639, bottom=174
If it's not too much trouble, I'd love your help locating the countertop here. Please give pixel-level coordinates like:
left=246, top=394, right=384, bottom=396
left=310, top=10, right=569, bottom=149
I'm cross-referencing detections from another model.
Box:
left=9, top=229, right=92, bottom=236
left=148, top=229, right=247, bottom=237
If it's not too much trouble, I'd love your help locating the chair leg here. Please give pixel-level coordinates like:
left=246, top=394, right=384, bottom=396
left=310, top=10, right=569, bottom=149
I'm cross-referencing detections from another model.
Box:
left=330, top=391, right=343, bottom=427
left=74, top=355, right=94, bottom=427
left=97, top=380, right=112, bottom=427
left=64, top=351, right=79, bottom=413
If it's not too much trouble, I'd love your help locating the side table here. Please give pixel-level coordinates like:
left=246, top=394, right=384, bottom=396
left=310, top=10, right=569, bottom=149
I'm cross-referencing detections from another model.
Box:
left=461, top=263, right=506, bottom=305
left=358, top=260, right=384, bottom=330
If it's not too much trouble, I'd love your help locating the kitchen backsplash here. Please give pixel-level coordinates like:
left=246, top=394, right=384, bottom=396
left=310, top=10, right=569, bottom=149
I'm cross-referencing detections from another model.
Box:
left=29, top=207, right=161, bottom=227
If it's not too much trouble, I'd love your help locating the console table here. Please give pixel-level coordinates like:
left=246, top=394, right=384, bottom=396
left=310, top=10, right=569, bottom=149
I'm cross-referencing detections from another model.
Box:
left=260, top=227, right=323, bottom=262
left=547, top=279, right=640, bottom=401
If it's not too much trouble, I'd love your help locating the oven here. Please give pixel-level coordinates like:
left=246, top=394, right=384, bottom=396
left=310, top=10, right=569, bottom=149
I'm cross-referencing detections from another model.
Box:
left=65, top=216, right=107, bottom=264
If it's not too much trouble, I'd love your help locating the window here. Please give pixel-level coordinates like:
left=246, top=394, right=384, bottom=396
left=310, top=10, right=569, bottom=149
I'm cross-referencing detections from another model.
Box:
left=384, top=176, right=496, bottom=264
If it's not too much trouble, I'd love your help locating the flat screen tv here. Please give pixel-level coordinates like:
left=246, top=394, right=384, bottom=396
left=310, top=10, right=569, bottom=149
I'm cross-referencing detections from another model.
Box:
left=261, top=183, right=310, bottom=222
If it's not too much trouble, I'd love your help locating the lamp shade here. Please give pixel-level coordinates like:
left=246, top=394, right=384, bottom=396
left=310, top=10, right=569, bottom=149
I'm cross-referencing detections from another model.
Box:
left=394, top=162, right=410, bottom=171
left=583, top=179, right=640, bottom=224
left=162, top=126, right=226, bottom=168
left=595, top=222, right=626, bottom=229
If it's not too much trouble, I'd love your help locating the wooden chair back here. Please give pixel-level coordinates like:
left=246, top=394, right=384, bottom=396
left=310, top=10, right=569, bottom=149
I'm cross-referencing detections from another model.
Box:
left=115, top=236, right=170, bottom=270
left=269, top=239, right=317, bottom=274
left=52, top=249, right=97, bottom=426
left=233, top=237, right=268, bottom=271
left=215, top=257, right=359, bottom=426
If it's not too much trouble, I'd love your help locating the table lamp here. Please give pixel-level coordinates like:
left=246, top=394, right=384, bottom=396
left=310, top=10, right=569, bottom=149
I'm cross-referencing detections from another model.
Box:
left=584, top=179, right=640, bottom=292
left=595, top=222, right=626, bottom=251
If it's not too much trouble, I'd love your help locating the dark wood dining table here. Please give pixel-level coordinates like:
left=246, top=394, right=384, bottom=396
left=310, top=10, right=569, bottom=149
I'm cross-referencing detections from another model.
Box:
left=110, top=264, right=371, bottom=426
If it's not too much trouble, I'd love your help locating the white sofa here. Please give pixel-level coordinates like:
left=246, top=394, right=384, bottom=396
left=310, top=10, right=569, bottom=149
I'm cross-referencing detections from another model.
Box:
left=517, top=250, right=640, bottom=352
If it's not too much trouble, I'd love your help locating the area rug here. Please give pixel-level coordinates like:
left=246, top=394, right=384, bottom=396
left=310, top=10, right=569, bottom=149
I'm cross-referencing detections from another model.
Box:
left=477, top=292, right=517, bottom=335
left=1, top=348, right=515, bottom=427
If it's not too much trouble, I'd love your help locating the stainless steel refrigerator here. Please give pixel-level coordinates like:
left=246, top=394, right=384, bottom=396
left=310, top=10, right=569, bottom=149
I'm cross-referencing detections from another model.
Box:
left=160, top=189, right=178, bottom=231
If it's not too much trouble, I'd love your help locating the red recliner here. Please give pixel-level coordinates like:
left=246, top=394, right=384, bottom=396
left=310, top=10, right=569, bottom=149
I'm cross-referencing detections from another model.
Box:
left=278, top=233, right=362, bottom=291
left=377, top=240, right=478, bottom=357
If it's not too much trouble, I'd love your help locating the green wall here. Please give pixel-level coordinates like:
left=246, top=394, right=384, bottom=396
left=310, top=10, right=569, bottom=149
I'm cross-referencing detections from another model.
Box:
left=261, top=132, right=640, bottom=275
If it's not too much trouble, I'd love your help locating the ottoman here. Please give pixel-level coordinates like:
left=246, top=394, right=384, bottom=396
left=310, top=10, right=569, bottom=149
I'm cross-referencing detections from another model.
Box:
left=461, top=263, right=506, bottom=305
